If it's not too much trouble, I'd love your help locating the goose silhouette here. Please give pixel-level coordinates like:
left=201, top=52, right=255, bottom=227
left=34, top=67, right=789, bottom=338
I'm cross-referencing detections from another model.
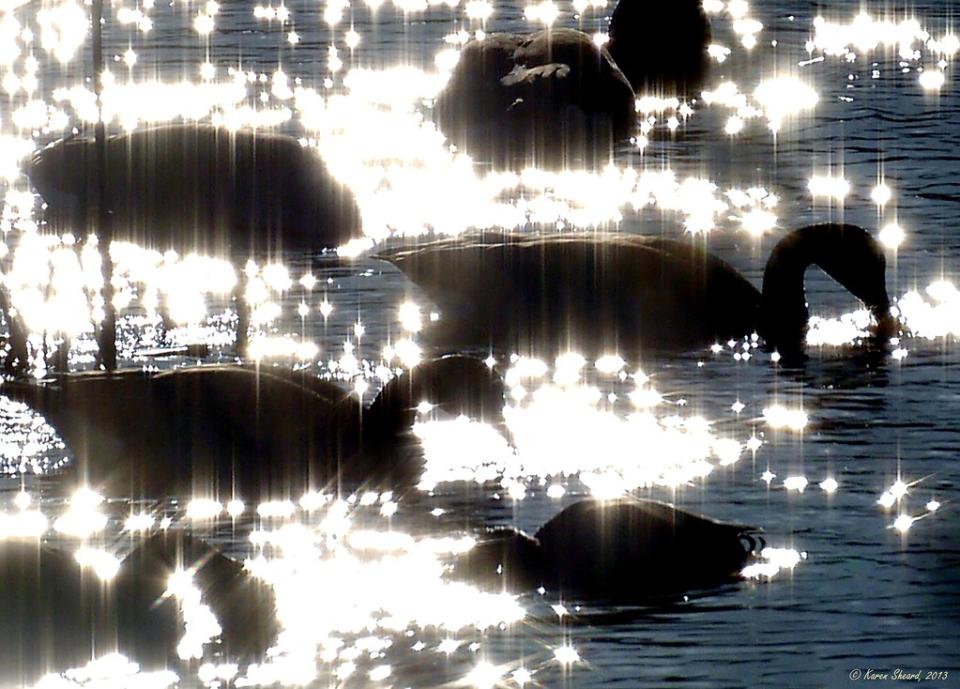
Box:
left=377, top=225, right=897, bottom=359
left=25, top=123, right=362, bottom=256
left=454, top=497, right=763, bottom=599
left=13, top=123, right=363, bottom=372
left=0, top=356, right=504, bottom=500
left=434, top=29, right=636, bottom=166
left=606, top=0, right=712, bottom=95
left=0, top=531, right=275, bottom=682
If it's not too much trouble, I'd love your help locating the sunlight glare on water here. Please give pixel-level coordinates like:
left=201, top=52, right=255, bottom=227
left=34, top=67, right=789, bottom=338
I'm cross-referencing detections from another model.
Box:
left=0, top=0, right=958, bottom=685
left=415, top=358, right=759, bottom=495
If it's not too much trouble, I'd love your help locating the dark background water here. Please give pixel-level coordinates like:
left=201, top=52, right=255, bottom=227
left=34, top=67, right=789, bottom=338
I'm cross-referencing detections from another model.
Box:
left=1, top=0, right=960, bottom=687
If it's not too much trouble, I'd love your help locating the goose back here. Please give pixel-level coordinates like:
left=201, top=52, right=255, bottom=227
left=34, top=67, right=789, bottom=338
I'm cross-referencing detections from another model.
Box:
left=26, top=124, right=362, bottom=256
left=379, top=234, right=761, bottom=356
left=533, top=498, right=761, bottom=597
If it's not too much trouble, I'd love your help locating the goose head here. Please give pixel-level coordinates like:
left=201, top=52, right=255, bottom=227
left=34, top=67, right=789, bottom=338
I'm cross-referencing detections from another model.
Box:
left=759, top=223, right=897, bottom=356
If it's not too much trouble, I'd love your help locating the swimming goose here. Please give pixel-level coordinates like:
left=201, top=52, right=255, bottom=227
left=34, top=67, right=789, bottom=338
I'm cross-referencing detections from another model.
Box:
left=377, top=225, right=896, bottom=359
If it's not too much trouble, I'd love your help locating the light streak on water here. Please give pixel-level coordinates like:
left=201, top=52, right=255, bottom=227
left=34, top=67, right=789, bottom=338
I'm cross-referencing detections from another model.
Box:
left=74, top=546, right=121, bottom=581
left=512, top=667, right=534, bottom=686
left=123, top=513, right=155, bottom=532
left=807, top=174, right=850, bottom=202
left=741, top=547, right=803, bottom=580
left=115, top=6, right=153, bottom=33
left=752, top=77, right=818, bottom=131
left=733, top=19, right=762, bottom=50
left=503, top=356, right=548, bottom=387
left=594, top=354, right=625, bottom=375
left=879, top=222, right=906, bottom=249
left=248, top=336, right=318, bottom=361
left=0, top=506, right=47, bottom=538
left=546, top=483, right=566, bottom=499
left=185, top=498, right=223, bottom=521
left=5, top=234, right=239, bottom=344
left=892, top=513, right=915, bottom=533
left=782, top=476, right=808, bottom=493
left=298, top=491, right=330, bottom=512
left=397, top=301, right=423, bottom=333
left=415, top=416, right=514, bottom=490
left=54, top=75, right=253, bottom=129
left=0, top=233, right=352, bottom=371
left=166, top=569, right=222, bottom=661
left=28, top=654, right=179, bottom=689
left=701, top=0, right=723, bottom=14
left=889, top=479, right=909, bottom=499
left=553, top=645, right=580, bottom=665
left=809, top=12, right=957, bottom=90
left=53, top=487, right=108, bottom=538
left=36, top=1, right=87, bottom=64
left=701, top=76, right=816, bottom=136
left=416, top=359, right=756, bottom=495
left=878, top=479, right=910, bottom=509
left=0, top=396, right=67, bottom=475
left=871, top=182, right=893, bottom=207
left=762, top=404, right=808, bottom=432
left=358, top=491, right=379, bottom=507
left=12, top=490, right=31, bottom=510
left=895, top=281, right=960, bottom=340
left=523, top=0, right=559, bottom=26
left=707, top=44, right=731, bottom=63
left=237, top=496, right=525, bottom=687
left=806, top=310, right=873, bottom=347
left=461, top=661, right=505, bottom=688
left=878, top=491, right=896, bottom=509
left=724, top=115, right=744, bottom=135
left=198, top=662, right=238, bottom=685
left=463, top=0, right=492, bottom=20
left=0, top=135, right=35, bottom=181
left=295, top=62, right=786, bottom=238
left=737, top=207, right=778, bottom=236
left=635, top=96, right=681, bottom=114
left=257, top=500, right=297, bottom=519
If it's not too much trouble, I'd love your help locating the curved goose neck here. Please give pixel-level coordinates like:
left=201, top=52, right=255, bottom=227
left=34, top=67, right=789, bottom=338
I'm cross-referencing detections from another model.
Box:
left=760, top=224, right=892, bottom=351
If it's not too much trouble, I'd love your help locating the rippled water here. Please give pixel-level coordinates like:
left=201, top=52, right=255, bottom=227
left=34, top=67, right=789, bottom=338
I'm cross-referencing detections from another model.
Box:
left=1, top=0, right=960, bottom=687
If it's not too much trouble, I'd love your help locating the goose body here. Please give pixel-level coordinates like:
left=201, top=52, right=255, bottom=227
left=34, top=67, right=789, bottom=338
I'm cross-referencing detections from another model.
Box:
left=454, top=498, right=763, bottom=599
left=0, top=532, right=275, bottom=682
left=26, top=124, right=362, bottom=256
left=4, top=366, right=342, bottom=499
left=378, top=225, right=895, bottom=358
left=435, top=29, right=636, bottom=166
left=1, top=357, right=504, bottom=499
left=379, top=233, right=761, bottom=356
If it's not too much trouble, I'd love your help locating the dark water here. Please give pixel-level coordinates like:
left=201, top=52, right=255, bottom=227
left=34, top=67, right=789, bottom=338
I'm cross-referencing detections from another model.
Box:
left=1, top=0, right=960, bottom=687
